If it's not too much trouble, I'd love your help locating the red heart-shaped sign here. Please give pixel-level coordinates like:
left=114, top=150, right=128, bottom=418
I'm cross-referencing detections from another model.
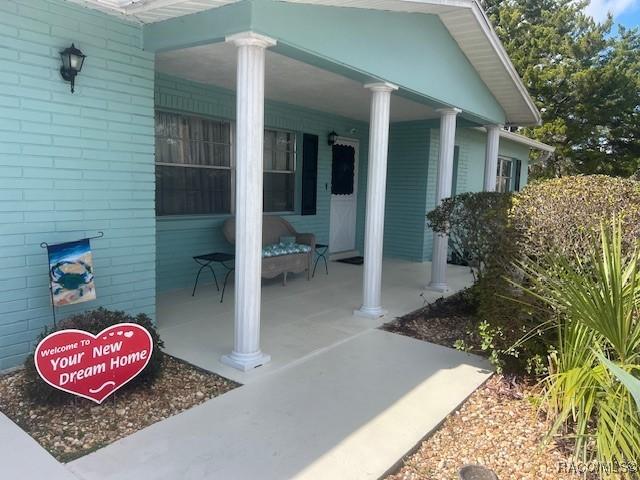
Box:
left=34, top=323, right=153, bottom=404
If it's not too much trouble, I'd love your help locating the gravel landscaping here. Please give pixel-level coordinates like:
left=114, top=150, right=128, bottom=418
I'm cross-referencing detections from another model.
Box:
left=386, top=375, right=585, bottom=480
left=382, top=293, right=588, bottom=480
left=0, top=355, right=238, bottom=462
left=381, top=291, right=480, bottom=352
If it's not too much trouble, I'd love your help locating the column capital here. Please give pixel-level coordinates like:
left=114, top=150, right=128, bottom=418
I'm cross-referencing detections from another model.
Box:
left=364, top=81, right=399, bottom=93
left=484, top=124, right=504, bottom=132
left=436, top=107, right=462, bottom=117
left=226, top=31, right=277, bottom=48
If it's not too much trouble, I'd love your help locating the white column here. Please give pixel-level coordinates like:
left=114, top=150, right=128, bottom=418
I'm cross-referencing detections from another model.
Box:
left=483, top=125, right=501, bottom=191
left=221, top=32, right=276, bottom=372
left=355, top=82, right=398, bottom=319
left=429, top=107, right=461, bottom=292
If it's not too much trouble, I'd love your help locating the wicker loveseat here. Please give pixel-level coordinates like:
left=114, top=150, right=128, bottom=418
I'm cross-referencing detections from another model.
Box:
left=222, top=216, right=316, bottom=285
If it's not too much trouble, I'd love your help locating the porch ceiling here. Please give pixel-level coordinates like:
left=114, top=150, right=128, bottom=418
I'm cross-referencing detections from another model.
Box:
left=156, top=42, right=439, bottom=122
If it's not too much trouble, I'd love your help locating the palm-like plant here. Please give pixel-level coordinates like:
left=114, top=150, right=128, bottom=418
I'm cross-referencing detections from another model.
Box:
left=514, top=220, right=640, bottom=469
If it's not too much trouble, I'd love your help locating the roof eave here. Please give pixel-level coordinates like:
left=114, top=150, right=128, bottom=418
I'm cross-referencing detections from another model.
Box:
left=469, top=1, right=541, bottom=126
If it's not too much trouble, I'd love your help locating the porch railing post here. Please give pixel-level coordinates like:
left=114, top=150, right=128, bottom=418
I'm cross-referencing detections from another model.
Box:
left=221, top=32, right=275, bottom=372
left=354, top=82, right=398, bottom=319
left=483, top=124, right=501, bottom=191
left=429, top=107, right=461, bottom=292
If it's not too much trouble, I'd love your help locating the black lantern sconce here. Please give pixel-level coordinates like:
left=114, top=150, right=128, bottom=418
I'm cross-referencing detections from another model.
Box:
left=327, top=131, right=338, bottom=146
left=59, top=44, right=86, bottom=93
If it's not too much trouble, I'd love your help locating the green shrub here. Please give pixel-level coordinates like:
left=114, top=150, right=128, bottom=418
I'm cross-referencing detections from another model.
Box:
left=515, top=221, right=640, bottom=468
left=24, top=308, right=164, bottom=404
left=426, top=192, right=514, bottom=282
left=492, top=175, right=640, bottom=372
left=512, top=175, right=640, bottom=261
left=427, top=175, right=640, bottom=374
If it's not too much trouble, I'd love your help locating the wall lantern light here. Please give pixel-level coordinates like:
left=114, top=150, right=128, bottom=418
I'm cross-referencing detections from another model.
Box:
left=59, top=44, right=86, bottom=93
left=327, top=131, right=338, bottom=146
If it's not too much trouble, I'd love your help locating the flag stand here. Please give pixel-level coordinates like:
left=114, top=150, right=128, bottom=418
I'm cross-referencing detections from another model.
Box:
left=40, top=231, right=104, bottom=328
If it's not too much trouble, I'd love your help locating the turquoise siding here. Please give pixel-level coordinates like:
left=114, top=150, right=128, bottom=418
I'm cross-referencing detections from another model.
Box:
left=498, top=137, right=530, bottom=187
left=383, top=124, right=531, bottom=262
left=0, top=0, right=155, bottom=369
left=382, top=122, right=431, bottom=261
left=155, top=74, right=368, bottom=293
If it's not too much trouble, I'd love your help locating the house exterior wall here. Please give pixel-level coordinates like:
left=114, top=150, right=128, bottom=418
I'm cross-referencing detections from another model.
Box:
left=0, top=0, right=535, bottom=370
left=0, top=0, right=155, bottom=369
left=155, top=74, right=369, bottom=293
left=382, top=124, right=531, bottom=263
left=426, top=127, right=530, bottom=261
left=381, top=122, right=431, bottom=261
left=156, top=74, right=533, bottom=293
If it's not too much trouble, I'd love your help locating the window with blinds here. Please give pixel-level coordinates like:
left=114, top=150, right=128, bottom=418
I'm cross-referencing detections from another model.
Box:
left=155, top=111, right=298, bottom=216
left=155, top=112, right=232, bottom=215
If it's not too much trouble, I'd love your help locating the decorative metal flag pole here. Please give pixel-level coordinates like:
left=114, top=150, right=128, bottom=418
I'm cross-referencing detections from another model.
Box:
left=40, top=231, right=104, bottom=327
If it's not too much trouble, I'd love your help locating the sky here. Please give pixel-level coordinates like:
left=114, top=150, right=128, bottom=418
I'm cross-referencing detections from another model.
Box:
left=585, top=0, right=640, bottom=28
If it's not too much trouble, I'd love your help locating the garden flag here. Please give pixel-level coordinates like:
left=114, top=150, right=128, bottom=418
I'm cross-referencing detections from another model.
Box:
left=46, top=238, right=96, bottom=306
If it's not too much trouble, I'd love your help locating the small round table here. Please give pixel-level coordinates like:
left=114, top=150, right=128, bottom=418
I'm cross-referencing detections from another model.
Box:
left=312, top=243, right=329, bottom=277
left=191, top=252, right=235, bottom=303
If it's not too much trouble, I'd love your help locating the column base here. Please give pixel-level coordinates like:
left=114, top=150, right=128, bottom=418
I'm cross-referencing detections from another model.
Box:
left=353, top=306, right=388, bottom=319
left=221, top=350, right=271, bottom=372
left=426, top=282, right=449, bottom=293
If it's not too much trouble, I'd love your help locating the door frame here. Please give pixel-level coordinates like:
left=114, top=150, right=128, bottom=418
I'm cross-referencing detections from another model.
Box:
left=329, top=136, right=359, bottom=254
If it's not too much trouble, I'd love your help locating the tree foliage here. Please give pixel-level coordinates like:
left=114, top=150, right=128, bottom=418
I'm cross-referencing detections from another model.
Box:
left=480, top=0, right=640, bottom=178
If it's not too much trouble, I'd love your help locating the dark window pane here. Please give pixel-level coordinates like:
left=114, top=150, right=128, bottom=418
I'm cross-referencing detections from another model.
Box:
left=156, top=136, right=183, bottom=164
left=264, top=173, right=295, bottom=212
left=502, top=159, right=512, bottom=177
left=156, top=165, right=231, bottom=215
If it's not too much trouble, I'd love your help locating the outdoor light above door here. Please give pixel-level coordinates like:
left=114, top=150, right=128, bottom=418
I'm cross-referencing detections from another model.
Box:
left=328, top=131, right=338, bottom=146
left=59, top=44, right=86, bottom=93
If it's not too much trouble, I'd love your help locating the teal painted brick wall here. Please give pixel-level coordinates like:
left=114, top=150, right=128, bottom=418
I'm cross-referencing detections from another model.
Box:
left=155, top=74, right=368, bottom=293
left=0, top=0, right=155, bottom=370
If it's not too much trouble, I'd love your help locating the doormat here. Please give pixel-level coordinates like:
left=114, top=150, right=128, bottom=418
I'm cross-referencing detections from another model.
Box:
left=337, top=256, right=364, bottom=265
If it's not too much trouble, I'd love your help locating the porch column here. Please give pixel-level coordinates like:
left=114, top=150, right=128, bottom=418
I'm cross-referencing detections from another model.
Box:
left=429, top=107, right=461, bottom=292
left=221, top=32, right=276, bottom=372
left=355, top=82, right=398, bottom=319
left=483, top=125, right=501, bottom=191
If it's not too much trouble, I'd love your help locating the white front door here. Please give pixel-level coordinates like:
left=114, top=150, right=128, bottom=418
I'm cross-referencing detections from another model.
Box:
left=329, top=138, right=359, bottom=253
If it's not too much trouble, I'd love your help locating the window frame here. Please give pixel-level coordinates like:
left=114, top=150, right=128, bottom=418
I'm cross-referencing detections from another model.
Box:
left=263, top=127, right=297, bottom=214
left=496, top=156, right=513, bottom=193
left=155, top=110, right=298, bottom=217
left=155, top=110, right=235, bottom=217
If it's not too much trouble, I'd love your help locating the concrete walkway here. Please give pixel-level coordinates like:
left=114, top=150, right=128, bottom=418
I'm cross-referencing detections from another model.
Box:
left=0, top=413, right=79, bottom=480
left=68, top=330, right=491, bottom=480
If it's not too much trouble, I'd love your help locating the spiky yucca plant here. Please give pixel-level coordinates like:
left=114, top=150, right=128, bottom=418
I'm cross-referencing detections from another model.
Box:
left=514, top=220, right=640, bottom=472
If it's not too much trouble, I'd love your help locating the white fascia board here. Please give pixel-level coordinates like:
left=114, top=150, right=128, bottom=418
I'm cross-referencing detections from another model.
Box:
left=473, top=127, right=555, bottom=153
left=467, top=1, right=541, bottom=126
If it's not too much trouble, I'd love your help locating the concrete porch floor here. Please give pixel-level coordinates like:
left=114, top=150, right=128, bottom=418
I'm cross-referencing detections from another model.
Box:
left=157, top=258, right=474, bottom=383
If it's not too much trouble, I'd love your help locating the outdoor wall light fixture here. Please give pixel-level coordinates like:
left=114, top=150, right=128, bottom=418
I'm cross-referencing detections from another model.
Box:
left=327, top=131, right=338, bottom=146
left=59, top=44, right=86, bottom=93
